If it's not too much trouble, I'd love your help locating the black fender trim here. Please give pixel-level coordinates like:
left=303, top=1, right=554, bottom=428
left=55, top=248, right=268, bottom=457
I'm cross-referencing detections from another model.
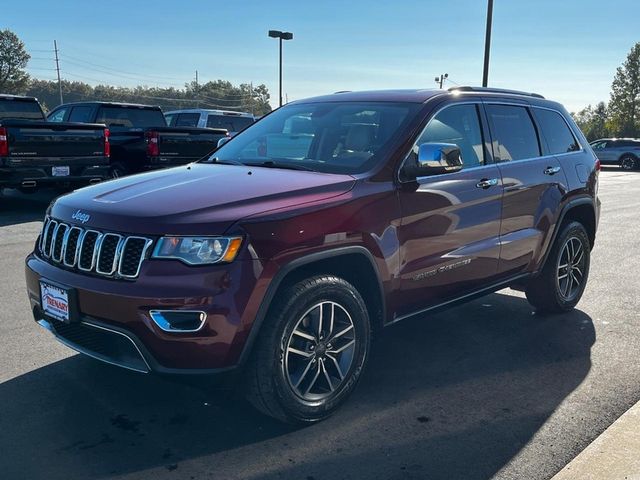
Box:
left=237, top=245, right=385, bottom=366
left=536, top=196, right=596, bottom=274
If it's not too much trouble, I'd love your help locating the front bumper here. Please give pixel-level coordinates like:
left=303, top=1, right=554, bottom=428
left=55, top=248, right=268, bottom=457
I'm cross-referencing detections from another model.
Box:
left=25, top=252, right=264, bottom=374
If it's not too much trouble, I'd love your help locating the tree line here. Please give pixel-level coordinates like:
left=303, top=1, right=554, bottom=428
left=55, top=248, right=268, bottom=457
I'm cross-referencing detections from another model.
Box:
left=0, top=29, right=272, bottom=115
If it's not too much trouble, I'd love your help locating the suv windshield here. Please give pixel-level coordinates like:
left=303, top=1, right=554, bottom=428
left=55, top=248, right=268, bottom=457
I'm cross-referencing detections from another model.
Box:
left=206, top=101, right=419, bottom=174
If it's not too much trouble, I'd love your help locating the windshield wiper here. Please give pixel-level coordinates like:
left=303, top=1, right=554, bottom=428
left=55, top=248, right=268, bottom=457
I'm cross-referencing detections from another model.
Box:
left=245, top=160, right=315, bottom=172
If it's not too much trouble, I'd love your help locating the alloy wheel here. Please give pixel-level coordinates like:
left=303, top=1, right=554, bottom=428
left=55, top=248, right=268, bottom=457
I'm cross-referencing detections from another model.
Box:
left=556, top=236, right=586, bottom=301
left=283, top=301, right=356, bottom=401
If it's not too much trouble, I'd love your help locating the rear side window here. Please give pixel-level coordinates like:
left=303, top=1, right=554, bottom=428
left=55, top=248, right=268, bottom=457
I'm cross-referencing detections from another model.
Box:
left=175, top=113, right=200, bottom=127
left=412, top=104, right=485, bottom=168
left=535, top=109, right=580, bottom=154
left=68, top=106, right=93, bottom=123
left=486, top=105, right=540, bottom=161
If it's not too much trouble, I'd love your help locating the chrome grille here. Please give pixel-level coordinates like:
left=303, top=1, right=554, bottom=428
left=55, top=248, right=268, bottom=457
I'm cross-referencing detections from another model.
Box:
left=39, top=217, right=153, bottom=280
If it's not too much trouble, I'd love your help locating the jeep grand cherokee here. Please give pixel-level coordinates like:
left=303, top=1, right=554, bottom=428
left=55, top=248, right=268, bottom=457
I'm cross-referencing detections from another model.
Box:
left=25, top=87, right=600, bottom=423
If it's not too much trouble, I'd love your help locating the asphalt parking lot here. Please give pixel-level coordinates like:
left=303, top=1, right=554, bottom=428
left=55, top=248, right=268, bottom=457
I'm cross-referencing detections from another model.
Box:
left=1, top=167, right=639, bottom=480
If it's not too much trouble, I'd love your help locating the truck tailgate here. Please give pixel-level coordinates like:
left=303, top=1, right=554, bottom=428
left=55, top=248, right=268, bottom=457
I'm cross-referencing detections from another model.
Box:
left=1, top=120, right=107, bottom=160
left=156, top=126, right=226, bottom=159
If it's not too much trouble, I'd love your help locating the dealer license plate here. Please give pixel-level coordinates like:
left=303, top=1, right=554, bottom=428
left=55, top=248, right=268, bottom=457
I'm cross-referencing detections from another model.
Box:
left=40, top=280, right=70, bottom=322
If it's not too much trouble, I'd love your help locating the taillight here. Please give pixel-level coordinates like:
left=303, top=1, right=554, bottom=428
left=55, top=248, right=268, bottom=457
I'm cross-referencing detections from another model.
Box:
left=595, top=158, right=601, bottom=171
left=0, top=127, right=8, bottom=156
left=104, top=128, right=110, bottom=157
left=145, top=131, right=159, bottom=157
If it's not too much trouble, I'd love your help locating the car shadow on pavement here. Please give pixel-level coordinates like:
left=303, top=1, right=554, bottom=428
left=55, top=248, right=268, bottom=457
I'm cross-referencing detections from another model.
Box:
left=0, top=188, right=59, bottom=227
left=0, top=292, right=595, bottom=480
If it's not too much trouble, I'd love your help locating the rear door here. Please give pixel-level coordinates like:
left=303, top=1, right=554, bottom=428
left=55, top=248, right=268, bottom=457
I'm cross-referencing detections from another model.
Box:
left=396, top=102, right=503, bottom=316
left=485, top=102, right=568, bottom=275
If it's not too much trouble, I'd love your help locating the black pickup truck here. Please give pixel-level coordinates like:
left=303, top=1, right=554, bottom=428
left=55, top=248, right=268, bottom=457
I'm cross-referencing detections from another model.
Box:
left=47, top=102, right=228, bottom=177
left=0, top=94, right=109, bottom=191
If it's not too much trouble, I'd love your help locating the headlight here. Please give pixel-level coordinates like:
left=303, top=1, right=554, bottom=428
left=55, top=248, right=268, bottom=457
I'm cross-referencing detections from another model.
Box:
left=152, top=236, right=242, bottom=265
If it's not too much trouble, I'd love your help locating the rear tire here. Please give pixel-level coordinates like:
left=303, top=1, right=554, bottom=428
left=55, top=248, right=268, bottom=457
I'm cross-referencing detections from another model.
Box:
left=244, top=275, right=371, bottom=424
left=620, top=155, right=637, bottom=171
left=525, top=221, right=590, bottom=314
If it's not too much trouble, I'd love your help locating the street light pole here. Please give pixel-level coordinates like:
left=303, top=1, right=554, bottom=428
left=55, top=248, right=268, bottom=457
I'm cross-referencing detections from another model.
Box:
left=482, top=0, right=494, bottom=87
left=268, top=30, right=294, bottom=108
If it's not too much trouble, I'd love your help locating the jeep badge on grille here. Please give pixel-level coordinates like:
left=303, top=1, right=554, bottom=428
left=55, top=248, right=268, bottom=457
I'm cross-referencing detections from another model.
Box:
left=71, top=210, right=90, bottom=224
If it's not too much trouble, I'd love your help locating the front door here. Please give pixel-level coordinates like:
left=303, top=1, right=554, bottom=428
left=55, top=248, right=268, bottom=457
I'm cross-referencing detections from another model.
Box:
left=396, top=103, right=503, bottom=318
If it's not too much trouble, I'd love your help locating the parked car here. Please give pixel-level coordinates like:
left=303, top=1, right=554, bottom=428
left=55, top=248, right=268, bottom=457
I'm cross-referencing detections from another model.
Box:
left=589, top=138, right=640, bottom=170
left=164, top=109, right=255, bottom=136
left=47, top=102, right=228, bottom=177
left=0, top=94, right=109, bottom=192
left=26, top=87, right=600, bottom=423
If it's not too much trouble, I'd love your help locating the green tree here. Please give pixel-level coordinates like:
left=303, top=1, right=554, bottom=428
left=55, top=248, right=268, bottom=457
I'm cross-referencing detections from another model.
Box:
left=609, top=42, right=640, bottom=137
left=0, top=29, right=31, bottom=93
left=572, top=102, right=610, bottom=141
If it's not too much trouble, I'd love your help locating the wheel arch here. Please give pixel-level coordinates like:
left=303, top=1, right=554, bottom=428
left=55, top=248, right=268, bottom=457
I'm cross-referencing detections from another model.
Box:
left=237, top=246, right=385, bottom=365
left=537, top=197, right=596, bottom=274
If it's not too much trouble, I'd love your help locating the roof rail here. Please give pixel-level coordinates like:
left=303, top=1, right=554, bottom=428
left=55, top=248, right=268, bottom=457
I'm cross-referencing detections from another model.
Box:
left=448, top=86, right=545, bottom=99
left=333, top=90, right=352, bottom=94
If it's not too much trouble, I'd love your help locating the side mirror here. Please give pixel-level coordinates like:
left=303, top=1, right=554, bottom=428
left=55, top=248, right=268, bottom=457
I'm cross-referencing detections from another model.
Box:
left=217, top=137, right=231, bottom=148
left=406, top=142, right=463, bottom=178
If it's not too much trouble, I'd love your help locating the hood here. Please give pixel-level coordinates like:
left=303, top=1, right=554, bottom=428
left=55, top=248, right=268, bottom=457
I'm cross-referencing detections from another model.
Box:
left=50, top=164, right=356, bottom=235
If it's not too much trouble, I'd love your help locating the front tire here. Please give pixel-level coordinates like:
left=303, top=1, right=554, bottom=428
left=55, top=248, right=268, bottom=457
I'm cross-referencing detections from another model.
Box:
left=245, top=275, right=371, bottom=424
left=526, top=221, right=590, bottom=314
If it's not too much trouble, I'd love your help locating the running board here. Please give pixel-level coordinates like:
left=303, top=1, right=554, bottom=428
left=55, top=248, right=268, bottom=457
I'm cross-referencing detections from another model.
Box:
left=387, top=272, right=531, bottom=326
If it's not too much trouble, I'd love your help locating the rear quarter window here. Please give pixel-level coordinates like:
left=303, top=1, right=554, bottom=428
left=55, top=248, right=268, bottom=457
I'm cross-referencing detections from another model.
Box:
left=534, top=108, right=580, bottom=155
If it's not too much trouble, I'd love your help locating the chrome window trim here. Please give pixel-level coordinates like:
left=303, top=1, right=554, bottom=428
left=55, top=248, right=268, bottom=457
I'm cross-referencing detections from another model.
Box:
left=40, top=217, right=51, bottom=254
left=117, top=237, right=154, bottom=279
left=95, top=233, right=123, bottom=275
left=51, top=223, right=68, bottom=263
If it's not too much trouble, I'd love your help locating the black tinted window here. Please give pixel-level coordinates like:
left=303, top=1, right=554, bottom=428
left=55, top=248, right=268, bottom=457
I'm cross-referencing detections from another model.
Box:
left=206, top=115, right=254, bottom=132
left=0, top=99, right=44, bottom=121
left=535, top=108, right=579, bottom=154
left=69, top=106, right=93, bottom=123
left=175, top=113, right=200, bottom=127
left=487, top=105, right=540, bottom=161
left=413, top=104, right=485, bottom=168
left=96, top=107, right=166, bottom=128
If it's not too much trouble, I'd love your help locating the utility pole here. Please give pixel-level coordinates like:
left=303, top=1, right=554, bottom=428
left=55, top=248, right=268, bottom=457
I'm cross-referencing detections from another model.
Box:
left=482, top=0, right=494, bottom=87
left=435, top=73, right=448, bottom=89
left=53, top=40, right=63, bottom=105
left=194, top=70, right=199, bottom=108
left=195, top=70, right=199, bottom=89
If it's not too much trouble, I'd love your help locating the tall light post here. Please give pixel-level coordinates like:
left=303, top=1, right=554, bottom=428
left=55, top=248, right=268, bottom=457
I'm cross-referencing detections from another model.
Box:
left=268, top=30, right=293, bottom=107
left=435, top=73, right=448, bottom=89
left=482, top=0, right=494, bottom=87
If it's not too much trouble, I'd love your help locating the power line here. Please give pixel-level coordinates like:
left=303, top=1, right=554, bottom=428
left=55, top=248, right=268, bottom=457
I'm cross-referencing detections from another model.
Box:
left=60, top=53, right=186, bottom=81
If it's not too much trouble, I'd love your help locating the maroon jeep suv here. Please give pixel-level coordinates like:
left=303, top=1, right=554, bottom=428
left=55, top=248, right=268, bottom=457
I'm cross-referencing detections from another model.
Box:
left=25, top=87, right=600, bottom=423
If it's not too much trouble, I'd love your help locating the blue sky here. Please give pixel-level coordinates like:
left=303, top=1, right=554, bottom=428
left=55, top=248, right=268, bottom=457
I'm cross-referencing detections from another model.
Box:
left=3, top=0, right=639, bottom=111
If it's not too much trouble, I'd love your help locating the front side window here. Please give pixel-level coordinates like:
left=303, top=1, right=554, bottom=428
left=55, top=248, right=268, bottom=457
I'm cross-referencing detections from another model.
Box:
left=47, top=108, right=67, bottom=123
left=486, top=105, right=540, bottom=161
left=207, top=101, right=419, bottom=174
left=409, top=104, right=485, bottom=169
left=534, top=108, right=580, bottom=155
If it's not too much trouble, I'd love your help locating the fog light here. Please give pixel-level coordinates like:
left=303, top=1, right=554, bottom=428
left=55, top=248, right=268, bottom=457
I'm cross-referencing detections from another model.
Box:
left=149, top=310, right=207, bottom=332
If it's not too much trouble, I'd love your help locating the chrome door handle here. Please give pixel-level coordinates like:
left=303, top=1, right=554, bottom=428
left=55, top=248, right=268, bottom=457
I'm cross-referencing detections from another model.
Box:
left=476, top=178, right=499, bottom=189
left=543, top=166, right=562, bottom=175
